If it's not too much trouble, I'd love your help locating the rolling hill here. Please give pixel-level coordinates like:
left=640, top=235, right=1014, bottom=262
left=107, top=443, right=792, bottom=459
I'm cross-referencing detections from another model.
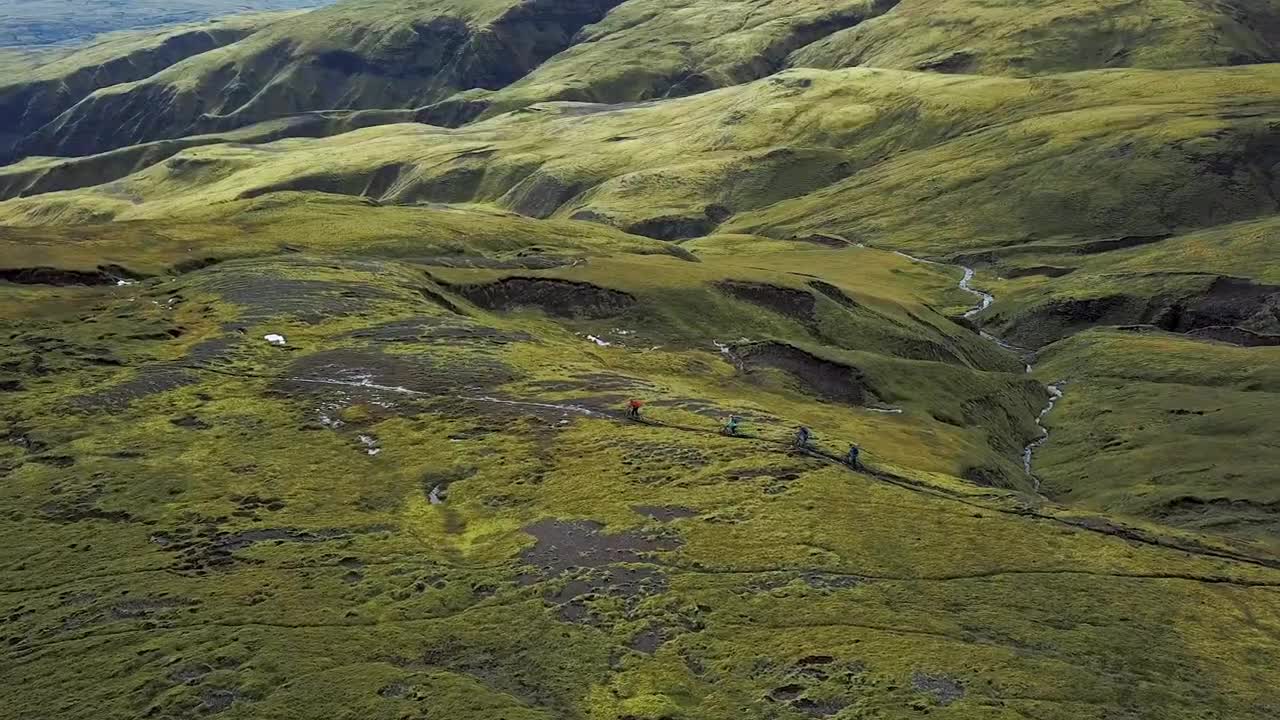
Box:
left=2, top=0, right=1279, bottom=718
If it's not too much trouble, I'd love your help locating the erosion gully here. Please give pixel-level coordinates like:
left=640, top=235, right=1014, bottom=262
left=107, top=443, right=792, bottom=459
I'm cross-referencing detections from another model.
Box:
left=287, top=251, right=1061, bottom=489
left=895, top=252, right=1064, bottom=487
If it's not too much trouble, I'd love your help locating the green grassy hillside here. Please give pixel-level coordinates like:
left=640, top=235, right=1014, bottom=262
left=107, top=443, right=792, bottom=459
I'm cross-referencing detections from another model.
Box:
left=789, top=0, right=1280, bottom=74
left=7, top=0, right=1280, bottom=162
left=8, top=0, right=632, bottom=159
left=0, top=12, right=299, bottom=163
left=3, top=0, right=1280, bottom=716
left=3, top=65, right=1277, bottom=253
left=4, top=231, right=1280, bottom=719
left=1033, top=330, right=1280, bottom=549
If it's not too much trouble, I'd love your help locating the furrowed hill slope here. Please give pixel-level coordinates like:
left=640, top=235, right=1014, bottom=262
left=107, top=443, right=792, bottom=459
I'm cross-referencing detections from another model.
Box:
left=7, top=0, right=631, bottom=160
left=0, top=12, right=299, bottom=162
left=790, top=0, right=1280, bottom=74
left=3, top=65, right=1278, bottom=253
left=7, top=0, right=1280, bottom=161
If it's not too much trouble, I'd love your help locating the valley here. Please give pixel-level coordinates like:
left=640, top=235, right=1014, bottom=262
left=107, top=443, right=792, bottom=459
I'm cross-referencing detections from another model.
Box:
left=1, top=0, right=1278, bottom=718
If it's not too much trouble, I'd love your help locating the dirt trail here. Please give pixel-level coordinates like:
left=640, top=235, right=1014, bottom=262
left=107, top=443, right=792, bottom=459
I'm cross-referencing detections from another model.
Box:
left=178, top=365, right=1280, bottom=571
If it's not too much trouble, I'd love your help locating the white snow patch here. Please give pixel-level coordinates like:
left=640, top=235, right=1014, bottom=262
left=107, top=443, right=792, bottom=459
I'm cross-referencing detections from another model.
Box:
left=586, top=334, right=611, bottom=347
left=264, top=333, right=287, bottom=346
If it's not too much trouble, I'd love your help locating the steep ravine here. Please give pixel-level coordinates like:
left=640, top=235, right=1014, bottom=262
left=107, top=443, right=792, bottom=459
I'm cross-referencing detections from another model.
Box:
left=901, top=253, right=1066, bottom=485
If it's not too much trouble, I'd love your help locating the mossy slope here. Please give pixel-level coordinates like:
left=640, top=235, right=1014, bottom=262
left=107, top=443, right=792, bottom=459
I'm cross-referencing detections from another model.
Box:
left=3, top=240, right=1280, bottom=719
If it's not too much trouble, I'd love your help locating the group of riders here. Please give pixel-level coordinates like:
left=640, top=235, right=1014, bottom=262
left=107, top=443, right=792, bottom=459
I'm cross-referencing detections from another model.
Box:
left=626, top=398, right=861, bottom=469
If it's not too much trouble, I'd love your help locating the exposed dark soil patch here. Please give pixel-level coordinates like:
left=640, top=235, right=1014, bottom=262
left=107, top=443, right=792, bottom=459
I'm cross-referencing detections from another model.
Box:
left=39, top=595, right=199, bottom=644
left=1003, top=273, right=1280, bottom=346
left=279, top=348, right=514, bottom=403
left=378, top=681, right=411, bottom=699
left=70, top=368, right=199, bottom=412
left=623, top=213, right=718, bottom=241
left=953, top=234, right=1173, bottom=266
left=0, top=264, right=145, bottom=286
left=344, top=317, right=530, bottom=345
left=791, top=697, right=849, bottom=717
left=628, top=624, right=667, bottom=654
left=170, top=257, right=225, bottom=275
left=413, top=255, right=576, bottom=270
left=807, top=280, right=859, bottom=310
left=200, top=688, right=242, bottom=714
left=519, top=519, right=680, bottom=577
left=1152, top=496, right=1280, bottom=533
left=506, top=173, right=592, bottom=218
left=1002, top=265, right=1076, bottom=279
left=1071, top=233, right=1173, bottom=254
left=962, top=465, right=1018, bottom=490
left=184, top=336, right=239, bottom=365
left=39, top=481, right=135, bottom=524
left=150, top=523, right=376, bottom=572
left=170, top=415, right=211, bottom=430
left=169, top=663, right=213, bottom=685
left=1185, top=326, right=1280, bottom=346
left=29, top=454, right=75, bottom=468
left=449, top=277, right=635, bottom=319
left=543, top=565, right=669, bottom=624
left=912, top=672, right=964, bottom=705
left=787, top=233, right=853, bottom=248
left=768, top=684, right=805, bottom=701
left=631, top=505, right=698, bottom=522
left=419, top=288, right=466, bottom=315
left=1152, top=277, right=1280, bottom=335
left=747, top=571, right=864, bottom=593
left=715, top=281, right=817, bottom=326
left=110, top=596, right=197, bottom=619
left=190, top=271, right=400, bottom=324
left=916, top=50, right=975, bottom=73
left=732, top=341, right=877, bottom=406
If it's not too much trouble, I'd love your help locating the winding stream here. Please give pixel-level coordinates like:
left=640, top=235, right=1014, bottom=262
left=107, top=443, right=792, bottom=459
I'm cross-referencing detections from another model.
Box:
left=898, top=252, right=1063, bottom=479
left=289, top=255, right=1063, bottom=482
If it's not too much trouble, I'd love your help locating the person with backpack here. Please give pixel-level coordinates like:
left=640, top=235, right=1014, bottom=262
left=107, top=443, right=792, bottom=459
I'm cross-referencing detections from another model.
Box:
left=793, top=425, right=812, bottom=449
left=626, top=398, right=645, bottom=419
left=846, top=443, right=861, bottom=469
left=722, top=415, right=741, bottom=436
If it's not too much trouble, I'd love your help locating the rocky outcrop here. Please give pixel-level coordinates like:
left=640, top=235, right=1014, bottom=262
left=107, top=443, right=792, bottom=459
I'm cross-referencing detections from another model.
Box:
left=732, top=340, right=877, bottom=406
